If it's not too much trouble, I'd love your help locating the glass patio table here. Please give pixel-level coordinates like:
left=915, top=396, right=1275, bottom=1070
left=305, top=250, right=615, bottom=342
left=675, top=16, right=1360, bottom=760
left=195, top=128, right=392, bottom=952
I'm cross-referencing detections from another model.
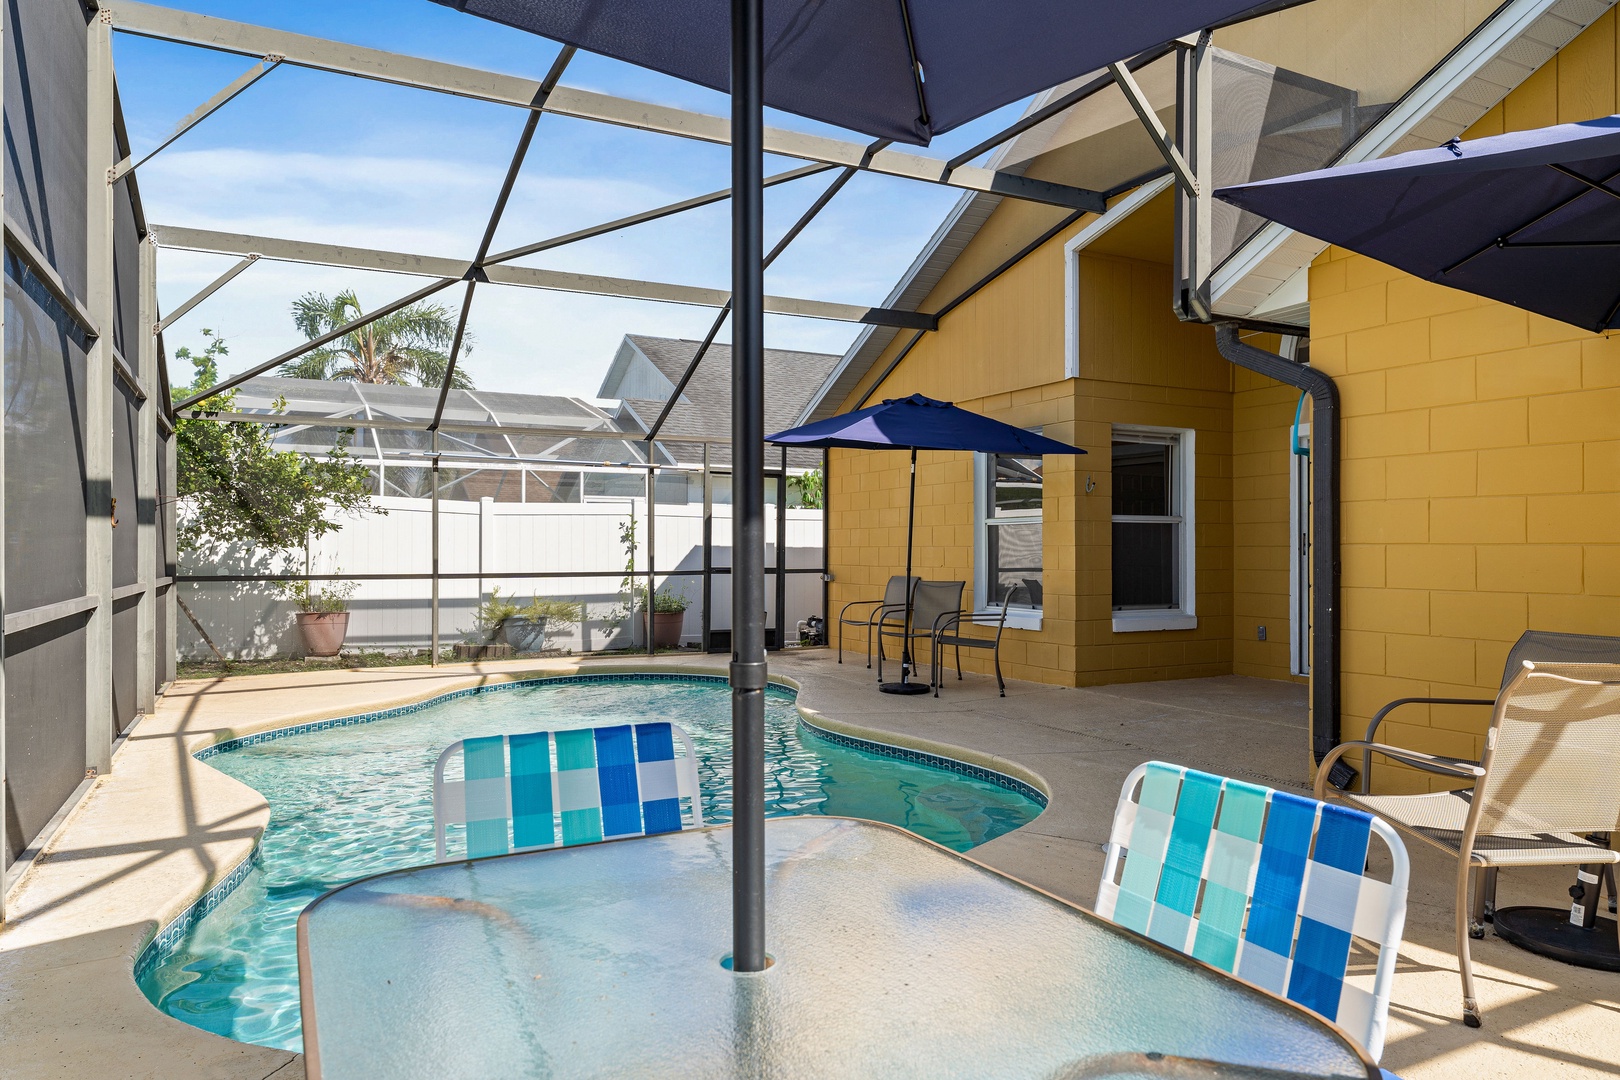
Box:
left=297, top=816, right=1378, bottom=1080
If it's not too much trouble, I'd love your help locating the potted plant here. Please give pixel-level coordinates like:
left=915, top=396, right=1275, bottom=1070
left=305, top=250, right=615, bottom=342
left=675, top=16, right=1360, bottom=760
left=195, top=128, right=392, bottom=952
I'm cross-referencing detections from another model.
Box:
left=470, top=588, right=522, bottom=646
left=648, top=588, right=691, bottom=649
left=505, top=596, right=583, bottom=653
left=282, top=578, right=358, bottom=657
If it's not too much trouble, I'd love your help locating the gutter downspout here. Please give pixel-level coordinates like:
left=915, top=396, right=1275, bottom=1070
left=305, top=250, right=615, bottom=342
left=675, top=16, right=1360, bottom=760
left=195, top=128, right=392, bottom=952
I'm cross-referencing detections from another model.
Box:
left=1214, top=324, right=1341, bottom=763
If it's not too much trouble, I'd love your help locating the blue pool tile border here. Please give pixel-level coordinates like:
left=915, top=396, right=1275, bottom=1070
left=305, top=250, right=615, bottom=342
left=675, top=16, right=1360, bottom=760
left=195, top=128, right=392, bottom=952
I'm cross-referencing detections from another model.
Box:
left=797, top=717, right=1048, bottom=807
left=146, top=670, right=1044, bottom=983
left=195, top=671, right=794, bottom=759
left=134, top=846, right=261, bottom=983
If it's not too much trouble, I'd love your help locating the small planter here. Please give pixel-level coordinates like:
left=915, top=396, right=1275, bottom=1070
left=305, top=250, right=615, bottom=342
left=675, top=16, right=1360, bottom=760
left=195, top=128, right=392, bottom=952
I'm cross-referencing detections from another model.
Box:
left=502, top=615, right=549, bottom=654
left=651, top=610, right=685, bottom=649
left=296, top=611, right=350, bottom=657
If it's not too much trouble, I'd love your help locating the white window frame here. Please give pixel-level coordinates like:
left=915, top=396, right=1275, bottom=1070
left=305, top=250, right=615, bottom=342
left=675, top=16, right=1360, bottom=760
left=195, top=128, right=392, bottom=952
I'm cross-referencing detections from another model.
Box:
left=974, top=452, right=1043, bottom=631
left=1111, top=425, right=1197, bottom=633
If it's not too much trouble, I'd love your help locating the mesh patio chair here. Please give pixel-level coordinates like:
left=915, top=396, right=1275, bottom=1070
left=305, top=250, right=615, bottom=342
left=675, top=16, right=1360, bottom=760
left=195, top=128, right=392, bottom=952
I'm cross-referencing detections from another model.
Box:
left=1350, top=630, right=1620, bottom=795
left=837, top=575, right=919, bottom=668
left=931, top=594, right=1012, bottom=697
left=1315, top=661, right=1620, bottom=1028
left=1341, top=631, right=1620, bottom=937
left=433, top=721, right=704, bottom=862
left=876, top=580, right=964, bottom=686
left=1100, top=761, right=1409, bottom=1062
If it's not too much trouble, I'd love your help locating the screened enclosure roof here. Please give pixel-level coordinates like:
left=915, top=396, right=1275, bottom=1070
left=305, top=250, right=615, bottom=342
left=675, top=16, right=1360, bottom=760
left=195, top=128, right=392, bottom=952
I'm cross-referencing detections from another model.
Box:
left=224, top=376, right=667, bottom=468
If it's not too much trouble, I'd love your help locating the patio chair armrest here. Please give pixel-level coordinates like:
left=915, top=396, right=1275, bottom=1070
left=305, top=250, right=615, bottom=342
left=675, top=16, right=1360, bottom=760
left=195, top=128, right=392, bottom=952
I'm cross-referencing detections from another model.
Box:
left=837, top=598, right=886, bottom=622
left=1365, top=696, right=1494, bottom=744
left=1315, top=740, right=1484, bottom=798
left=874, top=603, right=911, bottom=628
left=933, top=609, right=965, bottom=634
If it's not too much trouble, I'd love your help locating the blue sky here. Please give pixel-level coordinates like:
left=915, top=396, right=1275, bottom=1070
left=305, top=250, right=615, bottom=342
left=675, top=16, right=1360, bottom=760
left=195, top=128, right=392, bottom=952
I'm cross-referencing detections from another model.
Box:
left=115, top=1, right=1030, bottom=400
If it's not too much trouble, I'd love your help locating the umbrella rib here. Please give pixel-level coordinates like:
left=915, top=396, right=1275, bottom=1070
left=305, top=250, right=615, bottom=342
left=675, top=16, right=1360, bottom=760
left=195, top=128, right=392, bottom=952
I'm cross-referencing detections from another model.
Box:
left=1601, top=287, right=1620, bottom=332
left=1498, top=239, right=1620, bottom=248
left=895, top=0, right=931, bottom=132
left=1441, top=163, right=1620, bottom=277
left=1547, top=163, right=1620, bottom=204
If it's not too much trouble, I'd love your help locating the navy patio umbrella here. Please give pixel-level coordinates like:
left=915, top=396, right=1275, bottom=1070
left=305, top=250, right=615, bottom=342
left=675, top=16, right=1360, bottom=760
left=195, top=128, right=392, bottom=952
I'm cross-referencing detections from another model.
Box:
left=768, top=395, right=1085, bottom=694
left=1216, top=115, right=1620, bottom=333
left=435, top=0, right=1281, bottom=975
left=433, top=0, right=1282, bottom=145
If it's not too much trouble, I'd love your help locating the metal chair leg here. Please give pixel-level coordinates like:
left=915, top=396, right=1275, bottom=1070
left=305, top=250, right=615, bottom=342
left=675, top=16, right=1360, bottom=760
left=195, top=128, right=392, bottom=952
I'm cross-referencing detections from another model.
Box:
left=1458, top=862, right=1482, bottom=1027
left=955, top=642, right=962, bottom=680
left=1470, top=867, right=1490, bottom=939
left=994, top=650, right=1004, bottom=697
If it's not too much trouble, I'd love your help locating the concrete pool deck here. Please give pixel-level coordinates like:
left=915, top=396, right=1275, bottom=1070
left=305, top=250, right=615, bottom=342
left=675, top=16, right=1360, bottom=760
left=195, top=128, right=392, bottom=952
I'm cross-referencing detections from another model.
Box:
left=1, top=651, right=1616, bottom=1079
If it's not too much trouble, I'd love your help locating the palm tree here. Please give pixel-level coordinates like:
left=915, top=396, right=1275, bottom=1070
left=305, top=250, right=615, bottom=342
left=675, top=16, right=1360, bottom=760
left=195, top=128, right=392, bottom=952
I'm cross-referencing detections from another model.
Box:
left=280, top=289, right=475, bottom=388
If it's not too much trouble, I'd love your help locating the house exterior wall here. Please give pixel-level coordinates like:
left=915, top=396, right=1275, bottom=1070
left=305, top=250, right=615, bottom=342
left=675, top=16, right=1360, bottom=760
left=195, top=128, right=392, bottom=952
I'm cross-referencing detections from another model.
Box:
left=828, top=227, right=1256, bottom=688
left=1233, top=365, right=1308, bottom=683
left=1307, top=10, right=1620, bottom=792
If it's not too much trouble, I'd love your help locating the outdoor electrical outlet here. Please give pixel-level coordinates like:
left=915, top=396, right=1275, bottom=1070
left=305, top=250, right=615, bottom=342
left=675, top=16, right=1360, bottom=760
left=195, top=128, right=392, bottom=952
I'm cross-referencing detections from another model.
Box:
left=1256, top=625, right=1267, bottom=641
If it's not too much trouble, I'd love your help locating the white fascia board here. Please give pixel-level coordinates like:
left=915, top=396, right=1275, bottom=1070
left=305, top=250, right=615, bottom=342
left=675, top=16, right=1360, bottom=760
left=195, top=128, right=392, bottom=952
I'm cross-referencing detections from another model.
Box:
left=1211, top=0, right=1615, bottom=321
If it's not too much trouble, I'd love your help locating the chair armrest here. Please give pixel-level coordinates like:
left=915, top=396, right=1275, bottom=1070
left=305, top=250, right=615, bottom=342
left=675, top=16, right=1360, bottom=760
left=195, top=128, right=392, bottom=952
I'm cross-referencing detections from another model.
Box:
left=874, top=603, right=911, bottom=628
left=837, top=598, right=886, bottom=622
left=1315, top=740, right=1484, bottom=799
left=1366, top=696, right=1494, bottom=744
left=933, top=609, right=964, bottom=634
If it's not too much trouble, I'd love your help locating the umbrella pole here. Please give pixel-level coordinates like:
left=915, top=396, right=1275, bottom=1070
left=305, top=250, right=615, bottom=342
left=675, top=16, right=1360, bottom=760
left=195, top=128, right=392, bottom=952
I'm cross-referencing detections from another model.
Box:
left=880, top=446, right=928, bottom=695
left=729, top=0, right=768, bottom=974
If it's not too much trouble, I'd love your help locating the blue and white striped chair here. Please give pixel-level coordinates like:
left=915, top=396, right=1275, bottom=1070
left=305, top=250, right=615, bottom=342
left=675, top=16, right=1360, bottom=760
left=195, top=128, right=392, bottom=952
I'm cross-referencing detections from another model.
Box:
left=432, top=722, right=704, bottom=863
left=1097, top=761, right=1409, bottom=1062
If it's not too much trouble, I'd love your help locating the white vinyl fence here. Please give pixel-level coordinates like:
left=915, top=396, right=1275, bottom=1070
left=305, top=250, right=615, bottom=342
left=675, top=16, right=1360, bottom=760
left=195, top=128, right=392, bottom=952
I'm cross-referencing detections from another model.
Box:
left=178, top=495, right=825, bottom=659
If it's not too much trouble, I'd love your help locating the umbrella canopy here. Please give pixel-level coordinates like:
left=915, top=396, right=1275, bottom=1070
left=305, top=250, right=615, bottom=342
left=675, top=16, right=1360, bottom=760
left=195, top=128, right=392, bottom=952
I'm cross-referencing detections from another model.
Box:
left=432, top=0, right=1281, bottom=145
left=1215, top=115, right=1620, bottom=333
left=767, top=394, right=1087, bottom=455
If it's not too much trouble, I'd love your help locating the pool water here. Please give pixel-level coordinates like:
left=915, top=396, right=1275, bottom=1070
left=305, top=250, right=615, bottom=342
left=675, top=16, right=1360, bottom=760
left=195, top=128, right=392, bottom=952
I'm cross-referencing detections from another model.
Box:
left=139, top=676, right=1043, bottom=1051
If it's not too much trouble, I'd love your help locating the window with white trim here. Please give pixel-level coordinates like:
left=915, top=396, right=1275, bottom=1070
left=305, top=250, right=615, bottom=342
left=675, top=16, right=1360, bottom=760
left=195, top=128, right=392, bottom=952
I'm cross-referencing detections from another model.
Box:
left=1112, top=428, right=1196, bottom=632
left=974, top=449, right=1043, bottom=627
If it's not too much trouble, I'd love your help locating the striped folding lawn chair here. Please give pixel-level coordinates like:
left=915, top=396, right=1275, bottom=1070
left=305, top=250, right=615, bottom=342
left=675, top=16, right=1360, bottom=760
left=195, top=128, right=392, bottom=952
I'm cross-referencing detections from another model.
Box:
left=432, top=722, right=704, bottom=863
left=1097, top=761, right=1409, bottom=1062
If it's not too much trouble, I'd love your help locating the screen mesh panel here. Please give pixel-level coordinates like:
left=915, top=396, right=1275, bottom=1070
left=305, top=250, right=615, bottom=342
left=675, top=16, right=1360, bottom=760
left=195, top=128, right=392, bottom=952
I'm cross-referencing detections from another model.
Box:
left=114, top=380, right=139, bottom=587
left=4, top=618, right=88, bottom=864
left=112, top=183, right=140, bottom=362
left=4, top=0, right=90, bottom=298
left=112, top=595, right=140, bottom=734
left=1210, top=50, right=1375, bottom=273
left=4, top=273, right=89, bottom=608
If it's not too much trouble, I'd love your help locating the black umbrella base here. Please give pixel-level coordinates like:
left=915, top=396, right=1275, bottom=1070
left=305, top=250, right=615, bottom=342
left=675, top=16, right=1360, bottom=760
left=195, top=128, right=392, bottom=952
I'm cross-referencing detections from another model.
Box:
left=879, top=680, right=931, bottom=696
left=1493, top=906, right=1620, bottom=971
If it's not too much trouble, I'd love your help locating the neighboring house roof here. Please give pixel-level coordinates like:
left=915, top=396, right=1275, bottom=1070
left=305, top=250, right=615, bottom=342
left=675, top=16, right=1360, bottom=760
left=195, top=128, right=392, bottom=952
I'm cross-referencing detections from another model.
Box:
left=601, top=334, right=839, bottom=467
left=801, top=0, right=1615, bottom=419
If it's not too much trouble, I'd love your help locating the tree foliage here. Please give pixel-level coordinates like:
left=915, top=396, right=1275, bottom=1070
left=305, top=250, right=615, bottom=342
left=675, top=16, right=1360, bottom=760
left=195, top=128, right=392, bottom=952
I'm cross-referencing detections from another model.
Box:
left=278, top=289, right=474, bottom=388
left=174, top=331, right=379, bottom=554
left=788, top=466, right=823, bottom=509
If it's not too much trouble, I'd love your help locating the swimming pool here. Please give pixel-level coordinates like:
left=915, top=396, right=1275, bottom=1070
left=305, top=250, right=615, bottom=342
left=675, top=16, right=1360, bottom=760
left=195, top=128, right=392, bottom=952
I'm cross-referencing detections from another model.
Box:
left=137, top=674, right=1044, bottom=1051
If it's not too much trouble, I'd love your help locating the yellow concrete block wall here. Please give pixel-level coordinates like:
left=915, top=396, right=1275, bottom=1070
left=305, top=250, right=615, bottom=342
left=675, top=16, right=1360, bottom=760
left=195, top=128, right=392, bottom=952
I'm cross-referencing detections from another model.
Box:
left=1306, top=8, right=1620, bottom=792
left=1233, top=365, right=1309, bottom=683
left=828, top=235, right=1240, bottom=689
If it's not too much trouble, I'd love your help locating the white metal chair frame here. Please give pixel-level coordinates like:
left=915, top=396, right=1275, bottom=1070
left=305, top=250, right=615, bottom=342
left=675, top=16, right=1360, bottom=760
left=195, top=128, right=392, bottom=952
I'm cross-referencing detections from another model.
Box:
left=1101, top=761, right=1409, bottom=1062
left=432, top=723, right=704, bottom=863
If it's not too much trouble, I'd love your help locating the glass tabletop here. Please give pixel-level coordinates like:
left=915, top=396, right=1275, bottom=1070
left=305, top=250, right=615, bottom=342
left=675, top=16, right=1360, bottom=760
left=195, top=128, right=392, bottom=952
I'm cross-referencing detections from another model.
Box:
left=298, top=817, right=1375, bottom=1080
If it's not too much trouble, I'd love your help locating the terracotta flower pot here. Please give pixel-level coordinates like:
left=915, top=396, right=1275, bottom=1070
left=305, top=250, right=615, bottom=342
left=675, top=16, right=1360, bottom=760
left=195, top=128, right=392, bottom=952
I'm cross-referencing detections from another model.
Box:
left=652, top=610, right=686, bottom=649
left=296, top=611, right=350, bottom=657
